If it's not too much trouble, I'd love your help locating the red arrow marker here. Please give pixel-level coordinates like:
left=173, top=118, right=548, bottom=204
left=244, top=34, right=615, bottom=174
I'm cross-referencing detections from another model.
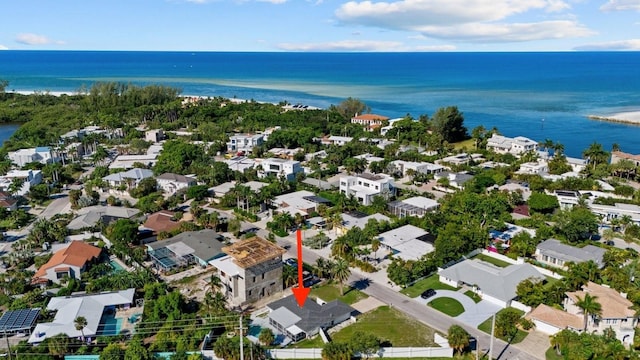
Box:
left=291, top=229, right=310, bottom=307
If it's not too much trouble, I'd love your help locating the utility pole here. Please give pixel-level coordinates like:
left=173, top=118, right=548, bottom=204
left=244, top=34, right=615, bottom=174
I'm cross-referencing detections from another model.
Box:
left=489, top=312, right=496, bottom=360
left=4, top=329, right=13, bottom=360
left=239, top=314, right=244, bottom=360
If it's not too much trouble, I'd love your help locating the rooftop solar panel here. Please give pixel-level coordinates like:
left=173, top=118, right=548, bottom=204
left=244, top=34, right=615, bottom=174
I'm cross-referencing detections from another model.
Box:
left=0, top=308, right=40, bottom=331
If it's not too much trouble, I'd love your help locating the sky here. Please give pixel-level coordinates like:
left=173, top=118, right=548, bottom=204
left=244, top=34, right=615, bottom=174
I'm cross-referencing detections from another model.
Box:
left=1, top=0, right=640, bottom=52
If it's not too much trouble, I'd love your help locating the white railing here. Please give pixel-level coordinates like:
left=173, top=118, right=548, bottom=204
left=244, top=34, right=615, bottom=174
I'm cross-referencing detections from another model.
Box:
left=268, top=347, right=453, bottom=359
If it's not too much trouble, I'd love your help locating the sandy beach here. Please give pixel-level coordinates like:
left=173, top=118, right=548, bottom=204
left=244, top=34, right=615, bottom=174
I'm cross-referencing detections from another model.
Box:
left=588, top=110, right=640, bottom=125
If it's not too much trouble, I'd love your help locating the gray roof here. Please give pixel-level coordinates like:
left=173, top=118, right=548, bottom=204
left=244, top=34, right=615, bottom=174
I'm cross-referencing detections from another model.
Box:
left=147, top=229, right=226, bottom=262
left=157, top=173, right=196, bottom=183
left=439, top=260, right=544, bottom=302
left=267, top=295, right=354, bottom=334
left=103, top=168, right=154, bottom=182
left=67, top=206, right=141, bottom=230
left=536, top=239, right=606, bottom=267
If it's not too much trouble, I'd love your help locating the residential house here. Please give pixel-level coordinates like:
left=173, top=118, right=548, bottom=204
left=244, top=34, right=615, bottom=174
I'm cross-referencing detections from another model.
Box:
left=438, top=153, right=471, bottom=166
left=267, top=147, right=303, bottom=160
left=145, top=129, right=164, bottom=143
left=67, top=205, right=141, bottom=230
left=0, top=309, right=40, bottom=336
left=209, top=237, right=286, bottom=305
left=339, top=173, right=395, bottom=206
left=486, top=134, right=538, bottom=156
left=434, top=171, right=474, bottom=189
left=387, top=196, right=439, bottom=218
left=142, top=210, right=181, bottom=234
left=590, top=203, right=640, bottom=225
left=211, top=181, right=267, bottom=199
left=272, top=190, right=331, bottom=217
left=147, top=229, right=227, bottom=270
left=379, top=117, right=405, bottom=136
left=226, top=134, right=264, bottom=154
left=391, top=160, right=444, bottom=177
left=554, top=190, right=581, bottom=209
left=498, top=182, right=532, bottom=201
left=525, top=304, right=584, bottom=336
left=8, top=147, right=58, bottom=167
left=351, top=113, right=389, bottom=131
left=378, top=225, right=435, bottom=261
left=326, top=136, right=353, bottom=147
left=0, top=169, right=43, bottom=196
left=566, top=157, right=588, bottom=173
left=439, top=259, right=545, bottom=308
left=611, top=151, right=640, bottom=167
left=305, top=150, right=328, bottom=161
left=535, top=239, right=606, bottom=269
left=102, top=168, right=154, bottom=189
left=517, top=160, right=549, bottom=175
left=259, top=158, right=303, bottom=181
left=565, top=282, right=636, bottom=344
left=260, top=126, right=281, bottom=142
left=156, top=173, right=197, bottom=195
left=32, top=241, right=103, bottom=285
left=224, top=156, right=258, bottom=173
left=0, top=191, right=18, bottom=211
left=108, top=154, right=158, bottom=170
left=28, top=288, right=136, bottom=344
left=267, top=295, right=355, bottom=342
left=337, top=212, right=390, bottom=236
left=488, top=223, right=536, bottom=249
left=354, top=153, right=385, bottom=165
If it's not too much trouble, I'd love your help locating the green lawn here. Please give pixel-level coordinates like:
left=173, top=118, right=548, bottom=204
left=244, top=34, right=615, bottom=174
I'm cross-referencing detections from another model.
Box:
left=310, top=283, right=368, bottom=305
left=477, top=308, right=528, bottom=344
left=464, top=290, right=482, bottom=303
left=331, top=306, right=438, bottom=347
left=428, top=297, right=465, bottom=317
left=474, top=254, right=511, bottom=268
left=453, top=138, right=476, bottom=150
left=290, top=335, right=325, bottom=348
left=401, top=274, right=457, bottom=298
left=545, top=347, right=563, bottom=360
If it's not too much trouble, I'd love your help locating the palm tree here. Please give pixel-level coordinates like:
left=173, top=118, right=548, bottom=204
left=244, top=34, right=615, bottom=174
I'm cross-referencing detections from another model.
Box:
left=575, top=293, right=602, bottom=331
left=74, top=316, right=88, bottom=342
left=447, top=325, right=470, bottom=355
left=8, top=177, right=23, bottom=196
left=371, top=239, right=381, bottom=263
left=582, top=142, right=610, bottom=171
left=329, top=212, right=343, bottom=236
left=207, top=274, right=222, bottom=293
left=282, top=264, right=297, bottom=288
left=332, top=258, right=351, bottom=295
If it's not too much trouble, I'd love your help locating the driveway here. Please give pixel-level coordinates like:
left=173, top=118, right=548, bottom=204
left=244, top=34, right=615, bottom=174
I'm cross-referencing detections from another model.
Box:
left=413, top=290, right=502, bottom=328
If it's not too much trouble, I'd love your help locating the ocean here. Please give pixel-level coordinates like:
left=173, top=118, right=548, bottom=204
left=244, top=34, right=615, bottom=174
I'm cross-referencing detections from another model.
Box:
left=1, top=51, right=639, bottom=157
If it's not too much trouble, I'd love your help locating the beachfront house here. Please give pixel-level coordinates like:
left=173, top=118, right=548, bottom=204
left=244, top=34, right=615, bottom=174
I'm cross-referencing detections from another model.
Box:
left=8, top=147, right=58, bottom=167
left=486, top=134, right=538, bottom=157
left=351, top=113, right=389, bottom=131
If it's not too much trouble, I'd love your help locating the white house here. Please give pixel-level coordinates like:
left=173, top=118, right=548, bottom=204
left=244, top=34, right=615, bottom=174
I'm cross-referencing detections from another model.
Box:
left=438, top=153, right=471, bottom=166
left=590, top=203, right=640, bottom=225
left=108, top=154, right=158, bottom=170
left=486, top=134, right=538, bottom=156
left=439, top=259, right=545, bottom=308
left=378, top=225, right=434, bottom=261
left=391, top=160, right=444, bottom=176
left=8, top=147, right=58, bottom=167
left=387, top=196, right=439, bottom=218
left=517, top=160, right=549, bottom=175
left=566, top=157, right=588, bottom=173
left=339, top=173, right=395, bottom=206
left=259, top=158, right=303, bottom=181
left=156, top=173, right=197, bottom=195
left=102, top=168, right=154, bottom=189
left=0, top=169, right=43, bottom=196
left=145, top=129, right=164, bottom=143
left=351, top=113, right=389, bottom=131
left=434, top=171, right=474, bottom=189
left=271, top=190, right=330, bottom=217
left=535, top=239, right=607, bottom=270
left=226, top=133, right=264, bottom=154
left=327, top=136, right=353, bottom=146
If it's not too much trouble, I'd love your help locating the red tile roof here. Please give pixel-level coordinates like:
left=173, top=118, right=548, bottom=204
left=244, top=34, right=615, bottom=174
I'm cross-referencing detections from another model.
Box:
left=143, top=210, right=181, bottom=233
left=351, top=114, right=389, bottom=121
left=33, top=241, right=102, bottom=280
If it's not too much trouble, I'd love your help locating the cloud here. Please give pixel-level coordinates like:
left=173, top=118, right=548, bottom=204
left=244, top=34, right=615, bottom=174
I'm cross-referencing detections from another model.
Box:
left=257, top=0, right=288, bottom=3
left=0, top=45, right=8, bottom=50
left=600, top=0, right=640, bottom=11
left=334, top=0, right=591, bottom=43
left=15, top=33, right=51, bottom=45
left=277, top=40, right=405, bottom=51
left=574, top=39, right=640, bottom=50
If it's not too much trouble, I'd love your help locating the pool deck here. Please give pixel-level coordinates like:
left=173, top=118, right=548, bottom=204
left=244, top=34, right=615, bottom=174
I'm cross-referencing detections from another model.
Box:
left=116, top=306, right=144, bottom=334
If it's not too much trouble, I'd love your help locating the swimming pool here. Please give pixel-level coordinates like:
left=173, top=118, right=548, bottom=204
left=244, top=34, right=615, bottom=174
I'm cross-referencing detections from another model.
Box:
left=110, top=260, right=125, bottom=272
left=248, top=325, right=262, bottom=337
left=98, top=314, right=123, bottom=336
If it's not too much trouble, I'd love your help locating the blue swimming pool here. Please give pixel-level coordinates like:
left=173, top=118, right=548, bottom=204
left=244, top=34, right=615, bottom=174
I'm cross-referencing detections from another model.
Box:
left=248, top=325, right=262, bottom=337
left=110, top=260, right=125, bottom=272
left=98, top=314, right=123, bottom=336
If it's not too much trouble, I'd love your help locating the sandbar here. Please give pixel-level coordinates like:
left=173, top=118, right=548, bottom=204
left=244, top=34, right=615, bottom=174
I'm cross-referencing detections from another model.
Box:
left=588, top=110, right=640, bottom=125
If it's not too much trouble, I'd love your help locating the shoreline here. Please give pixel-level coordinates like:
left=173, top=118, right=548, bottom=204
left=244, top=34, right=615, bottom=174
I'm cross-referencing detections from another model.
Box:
left=587, top=110, right=640, bottom=126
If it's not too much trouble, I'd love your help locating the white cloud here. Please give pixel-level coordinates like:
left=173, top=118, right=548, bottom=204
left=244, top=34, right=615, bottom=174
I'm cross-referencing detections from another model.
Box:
left=574, top=39, right=640, bottom=50
left=334, top=0, right=590, bottom=43
left=257, top=0, right=288, bottom=3
left=15, top=33, right=52, bottom=45
left=277, top=39, right=405, bottom=51
left=416, top=20, right=593, bottom=42
left=0, top=45, right=8, bottom=50
left=600, top=0, right=640, bottom=11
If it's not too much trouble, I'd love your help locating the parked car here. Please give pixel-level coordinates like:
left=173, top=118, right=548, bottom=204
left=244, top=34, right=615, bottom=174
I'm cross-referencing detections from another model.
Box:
left=604, top=240, right=615, bottom=246
left=420, top=289, right=436, bottom=299
left=284, top=258, right=297, bottom=267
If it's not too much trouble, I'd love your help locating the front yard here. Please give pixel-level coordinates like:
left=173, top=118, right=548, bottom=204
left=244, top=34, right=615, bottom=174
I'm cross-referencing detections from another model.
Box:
left=428, top=297, right=465, bottom=317
left=477, top=308, right=528, bottom=344
left=310, top=283, right=368, bottom=305
left=401, top=274, right=458, bottom=298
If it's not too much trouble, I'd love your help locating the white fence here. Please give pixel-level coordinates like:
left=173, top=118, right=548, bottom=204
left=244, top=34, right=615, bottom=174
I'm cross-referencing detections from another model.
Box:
left=268, top=347, right=453, bottom=359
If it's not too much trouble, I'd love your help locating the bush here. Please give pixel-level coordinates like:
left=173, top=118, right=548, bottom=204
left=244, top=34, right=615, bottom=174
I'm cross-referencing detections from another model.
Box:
left=519, top=317, right=534, bottom=330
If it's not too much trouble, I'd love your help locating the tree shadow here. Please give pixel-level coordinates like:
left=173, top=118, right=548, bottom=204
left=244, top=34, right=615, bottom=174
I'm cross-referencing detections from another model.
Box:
left=350, top=277, right=371, bottom=291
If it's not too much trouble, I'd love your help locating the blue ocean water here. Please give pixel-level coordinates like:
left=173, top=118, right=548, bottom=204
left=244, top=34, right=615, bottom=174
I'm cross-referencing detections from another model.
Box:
left=1, top=51, right=639, bottom=157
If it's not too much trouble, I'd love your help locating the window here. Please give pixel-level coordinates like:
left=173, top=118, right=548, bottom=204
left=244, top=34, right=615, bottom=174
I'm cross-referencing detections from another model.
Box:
left=262, top=273, right=265, bottom=280
left=253, top=276, right=256, bottom=283
left=248, top=290, right=252, bottom=296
